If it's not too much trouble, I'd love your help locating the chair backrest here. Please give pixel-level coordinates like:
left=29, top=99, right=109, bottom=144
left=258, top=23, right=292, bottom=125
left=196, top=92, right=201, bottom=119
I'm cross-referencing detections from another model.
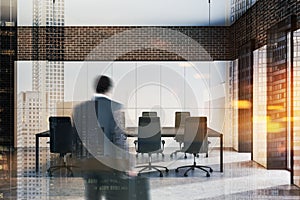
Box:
left=137, top=116, right=161, bottom=153
left=183, top=117, right=208, bottom=154
left=175, top=112, right=191, bottom=128
left=142, top=111, right=157, bottom=117
left=49, top=116, right=73, bottom=154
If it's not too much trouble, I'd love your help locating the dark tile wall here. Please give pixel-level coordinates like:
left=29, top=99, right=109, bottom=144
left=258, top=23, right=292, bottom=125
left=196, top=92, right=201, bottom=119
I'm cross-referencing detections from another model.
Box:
left=0, top=27, right=17, bottom=150
left=238, top=41, right=254, bottom=153
left=232, top=0, right=300, bottom=58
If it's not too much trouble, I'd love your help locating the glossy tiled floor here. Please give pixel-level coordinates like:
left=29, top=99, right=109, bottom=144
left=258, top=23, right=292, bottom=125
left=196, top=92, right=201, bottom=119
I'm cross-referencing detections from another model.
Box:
left=1, top=146, right=300, bottom=200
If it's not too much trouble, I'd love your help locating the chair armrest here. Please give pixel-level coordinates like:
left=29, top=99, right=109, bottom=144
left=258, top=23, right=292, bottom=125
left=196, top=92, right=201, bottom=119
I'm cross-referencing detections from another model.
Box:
left=134, top=140, right=138, bottom=151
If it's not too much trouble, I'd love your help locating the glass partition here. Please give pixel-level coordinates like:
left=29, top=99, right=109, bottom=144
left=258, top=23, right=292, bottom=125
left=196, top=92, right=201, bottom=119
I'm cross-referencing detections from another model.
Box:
left=252, top=45, right=267, bottom=167
left=16, top=61, right=229, bottom=146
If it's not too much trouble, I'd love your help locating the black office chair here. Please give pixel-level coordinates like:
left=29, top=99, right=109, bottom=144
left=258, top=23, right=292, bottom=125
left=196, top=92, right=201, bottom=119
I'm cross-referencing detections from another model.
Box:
left=47, top=116, right=77, bottom=177
left=170, top=112, right=190, bottom=158
left=135, top=111, right=159, bottom=158
left=175, top=117, right=213, bottom=177
left=142, top=111, right=157, bottom=117
left=134, top=116, right=169, bottom=177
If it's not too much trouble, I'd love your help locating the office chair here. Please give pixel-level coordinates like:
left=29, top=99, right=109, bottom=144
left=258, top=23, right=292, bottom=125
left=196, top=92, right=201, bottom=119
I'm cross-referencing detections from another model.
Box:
left=134, top=116, right=169, bottom=177
left=170, top=112, right=190, bottom=158
left=47, top=116, right=77, bottom=177
left=175, top=117, right=213, bottom=177
left=142, top=111, right=157, bottom=117
left=135, top=111, right=159, bottom=158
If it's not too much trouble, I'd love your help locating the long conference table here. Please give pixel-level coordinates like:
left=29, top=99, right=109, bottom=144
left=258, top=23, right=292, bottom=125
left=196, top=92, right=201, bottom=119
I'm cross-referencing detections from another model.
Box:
left=36, top=127, right=223, bottom=173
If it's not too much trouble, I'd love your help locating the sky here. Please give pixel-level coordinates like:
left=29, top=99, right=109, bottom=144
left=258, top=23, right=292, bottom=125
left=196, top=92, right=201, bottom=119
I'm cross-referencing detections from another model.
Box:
left=18, top=0, right=230, bottom=26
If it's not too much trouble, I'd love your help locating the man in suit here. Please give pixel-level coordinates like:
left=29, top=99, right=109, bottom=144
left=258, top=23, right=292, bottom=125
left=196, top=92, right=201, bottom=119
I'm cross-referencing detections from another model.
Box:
left=93, top=75, right=127, bottom=151
left=73, top=75, right=149, bottom=200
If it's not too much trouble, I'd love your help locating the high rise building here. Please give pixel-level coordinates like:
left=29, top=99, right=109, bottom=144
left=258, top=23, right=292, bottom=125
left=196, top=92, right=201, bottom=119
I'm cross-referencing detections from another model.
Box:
left=32, top=0, right=65, bottom=127
left=16, top=1, right=65, bottom=197
left=17, top=92, right=44, bottom=148
left=33, top=0, right=65, bottom=26
left=17, top=0, right=65, bottom=146
left=230, top=0, right=257, bottom=24
left=32, top=61, right=65, bottom=129
left=16, top=90, right=50, bottom=199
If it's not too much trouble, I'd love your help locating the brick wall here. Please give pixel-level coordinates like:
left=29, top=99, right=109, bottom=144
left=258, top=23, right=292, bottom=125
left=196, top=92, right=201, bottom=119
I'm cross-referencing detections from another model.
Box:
left=17, top=26, right=232, bottom=61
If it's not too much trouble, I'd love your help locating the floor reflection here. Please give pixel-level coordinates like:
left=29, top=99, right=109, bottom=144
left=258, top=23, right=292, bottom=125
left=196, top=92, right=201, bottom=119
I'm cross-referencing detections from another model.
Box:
left=0, top=148, right=299, bottom=200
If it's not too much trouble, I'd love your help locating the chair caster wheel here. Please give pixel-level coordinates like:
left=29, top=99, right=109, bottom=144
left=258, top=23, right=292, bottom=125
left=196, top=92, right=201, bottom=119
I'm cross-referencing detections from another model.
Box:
left=206, top=173, right=210, bottom=177
left=184, top=155, right=187, bottom=159
left=159, top=173, right=163, bottom=177
left=184, top=173, right=188, bottom=177
left=175, top=169, right=179, bottom=173
left=196, top=154, right=199, bottom=158
left=210, top=168, right=213, bottom=173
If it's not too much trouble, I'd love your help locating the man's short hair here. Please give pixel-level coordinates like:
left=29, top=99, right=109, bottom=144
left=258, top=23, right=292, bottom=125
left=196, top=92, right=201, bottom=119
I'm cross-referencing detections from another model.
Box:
left=96, top=75, right=112, bottom=94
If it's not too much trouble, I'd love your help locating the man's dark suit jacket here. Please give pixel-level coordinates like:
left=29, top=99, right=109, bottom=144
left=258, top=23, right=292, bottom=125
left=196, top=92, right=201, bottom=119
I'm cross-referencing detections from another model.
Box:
left=94, top=96, right=127, bottom=150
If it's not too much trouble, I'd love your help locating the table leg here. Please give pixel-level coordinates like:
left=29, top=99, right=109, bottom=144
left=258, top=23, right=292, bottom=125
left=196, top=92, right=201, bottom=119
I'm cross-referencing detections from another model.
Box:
left=220, top=134, right=223, bottom=172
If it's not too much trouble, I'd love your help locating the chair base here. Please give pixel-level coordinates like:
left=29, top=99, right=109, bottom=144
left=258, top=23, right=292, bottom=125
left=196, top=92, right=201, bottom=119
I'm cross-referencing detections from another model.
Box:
left=136, top=165, right=169, bottom=177
left=175, top=155, right=213, bottom=177
left=170, top=150, right=206, bottom=159
left=170, top=140, right=210, bottom=159
left=170, top=148, right=187, bottom=159
left=136, top=152, right=165, bottom=158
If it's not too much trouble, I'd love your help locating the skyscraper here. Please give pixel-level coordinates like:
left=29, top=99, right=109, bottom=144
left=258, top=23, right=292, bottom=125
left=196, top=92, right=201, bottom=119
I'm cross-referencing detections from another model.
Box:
left=33, top=0, right=65, bottom=26
left=32, top=0, right=65, bottom=129
left=17, top=0, right=65, bottom=147
left=16, top=1, right=65, bottom=197
left=230, top=0, right=257, bottom=24
left=17, top=92, right=50, bottom=199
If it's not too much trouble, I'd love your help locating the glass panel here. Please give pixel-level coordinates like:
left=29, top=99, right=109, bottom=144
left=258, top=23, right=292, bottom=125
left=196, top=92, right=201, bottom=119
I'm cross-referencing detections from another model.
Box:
left=184, top=63, right=208, bottom=109
left=112, top=62, right=136, bottom=108
left=136, top=62, right=160, bottom=108
left=252, top=45, right=267, bottom=168
left=161, top=63, right=185, bottom=109
left=16, top=61, right=229, bottom=144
